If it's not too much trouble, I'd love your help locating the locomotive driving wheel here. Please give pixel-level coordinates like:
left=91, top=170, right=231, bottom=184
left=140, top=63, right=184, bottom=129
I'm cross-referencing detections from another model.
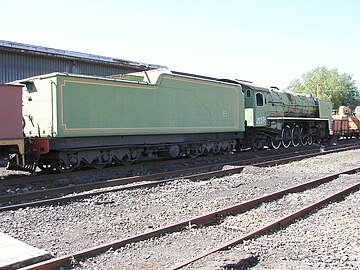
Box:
left=300, top=127, right=309, bottom=146
left=281, top=125, right=292, bottom=148
left=291, top=125, right=301, bottom=147
left=308, top=135, right=313, bottom=145
left=270, top=136, right=281, bottom=150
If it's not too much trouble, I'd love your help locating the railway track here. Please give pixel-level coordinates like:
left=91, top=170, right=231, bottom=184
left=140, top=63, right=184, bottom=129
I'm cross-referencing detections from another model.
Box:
left=1, top=139, right=359, bottom=189
left=1, top=142, right=359, bottom=211
left=19, top=166, right=360, bottom=270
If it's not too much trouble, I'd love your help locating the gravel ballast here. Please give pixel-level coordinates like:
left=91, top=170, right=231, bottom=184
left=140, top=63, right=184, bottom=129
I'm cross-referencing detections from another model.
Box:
left=0, top=149, right=359, bottom=269
left=188, top=190, right=360, bottom=270
left=72, top=173, right=360, bottom=269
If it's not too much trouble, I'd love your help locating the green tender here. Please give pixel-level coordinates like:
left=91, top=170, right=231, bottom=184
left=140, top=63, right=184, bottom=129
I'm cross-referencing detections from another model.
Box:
left=51, top=73, right=245, bottom=137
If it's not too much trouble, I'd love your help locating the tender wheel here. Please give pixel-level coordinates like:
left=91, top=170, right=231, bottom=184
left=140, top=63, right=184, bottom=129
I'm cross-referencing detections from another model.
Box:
left=213, top=144, right=220, bottom=154
left=189, top=144, right=201, bottom=158
left=222, top=146, right=231, bottom=155
left=91, top=158, right=107, bottom=169
left=38, top=162, right=55, bottom=173
left=291, top=125, right=301, bottom=147
left=281, top=125, right=292, bottom=148
left=189, top=151, right=199, bottom=158
left=205, top=149, right=214, bottom=156
left=54, top=159, right=77, bottom=173
left=120, top=157, right=135, bottom=166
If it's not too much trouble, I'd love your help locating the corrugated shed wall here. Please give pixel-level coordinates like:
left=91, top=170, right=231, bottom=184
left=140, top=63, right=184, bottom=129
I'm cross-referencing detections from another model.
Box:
left=0, top=50, right=142, bottom=83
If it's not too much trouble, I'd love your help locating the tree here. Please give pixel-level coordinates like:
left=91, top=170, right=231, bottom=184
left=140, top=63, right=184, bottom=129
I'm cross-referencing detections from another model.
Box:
left=287, top=66, right=359, bottom=110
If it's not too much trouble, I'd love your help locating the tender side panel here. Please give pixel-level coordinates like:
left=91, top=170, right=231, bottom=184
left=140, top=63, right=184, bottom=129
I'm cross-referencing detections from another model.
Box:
left=56, top=74, right=245, bottom=137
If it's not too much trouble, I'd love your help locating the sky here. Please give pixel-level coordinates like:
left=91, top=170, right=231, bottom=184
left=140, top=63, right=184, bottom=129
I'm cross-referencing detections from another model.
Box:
left=1, top=0, right=359, bottom=89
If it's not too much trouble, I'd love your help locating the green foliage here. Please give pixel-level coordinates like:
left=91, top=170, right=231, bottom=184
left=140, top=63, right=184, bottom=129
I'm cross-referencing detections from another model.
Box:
left=287, top=67, right=359, bottom=109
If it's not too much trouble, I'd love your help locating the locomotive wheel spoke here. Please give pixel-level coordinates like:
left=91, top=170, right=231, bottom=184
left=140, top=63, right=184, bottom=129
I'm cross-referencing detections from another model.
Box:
left=281, top=125, right=292, bottom=148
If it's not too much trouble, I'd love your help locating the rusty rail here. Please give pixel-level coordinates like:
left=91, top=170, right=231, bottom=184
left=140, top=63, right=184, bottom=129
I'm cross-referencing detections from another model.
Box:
left=169, top=181, right=360, bottom=269
left=2, top=143, right=360, bottom=211
left=2, top=142, right=359, bottom=209
left=0, top=146, right=355, bottom=212
left=19, top=167, right=360, bottom=270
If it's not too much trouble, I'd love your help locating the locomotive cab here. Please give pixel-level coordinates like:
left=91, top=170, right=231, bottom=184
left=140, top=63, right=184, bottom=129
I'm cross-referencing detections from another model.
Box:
left=237, top=81, right=271, bottom=149
left=242, top=84, right=269, bottom=128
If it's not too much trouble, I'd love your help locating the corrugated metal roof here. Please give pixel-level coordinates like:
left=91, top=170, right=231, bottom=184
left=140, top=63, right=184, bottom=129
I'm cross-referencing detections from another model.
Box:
left=0, top=40, right=167, bottom=84
left=0, top=40, right=166, bottom=69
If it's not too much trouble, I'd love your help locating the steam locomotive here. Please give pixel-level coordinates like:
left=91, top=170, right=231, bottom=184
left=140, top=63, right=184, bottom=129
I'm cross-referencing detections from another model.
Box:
left=0, top=69, right=332, bottom=173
